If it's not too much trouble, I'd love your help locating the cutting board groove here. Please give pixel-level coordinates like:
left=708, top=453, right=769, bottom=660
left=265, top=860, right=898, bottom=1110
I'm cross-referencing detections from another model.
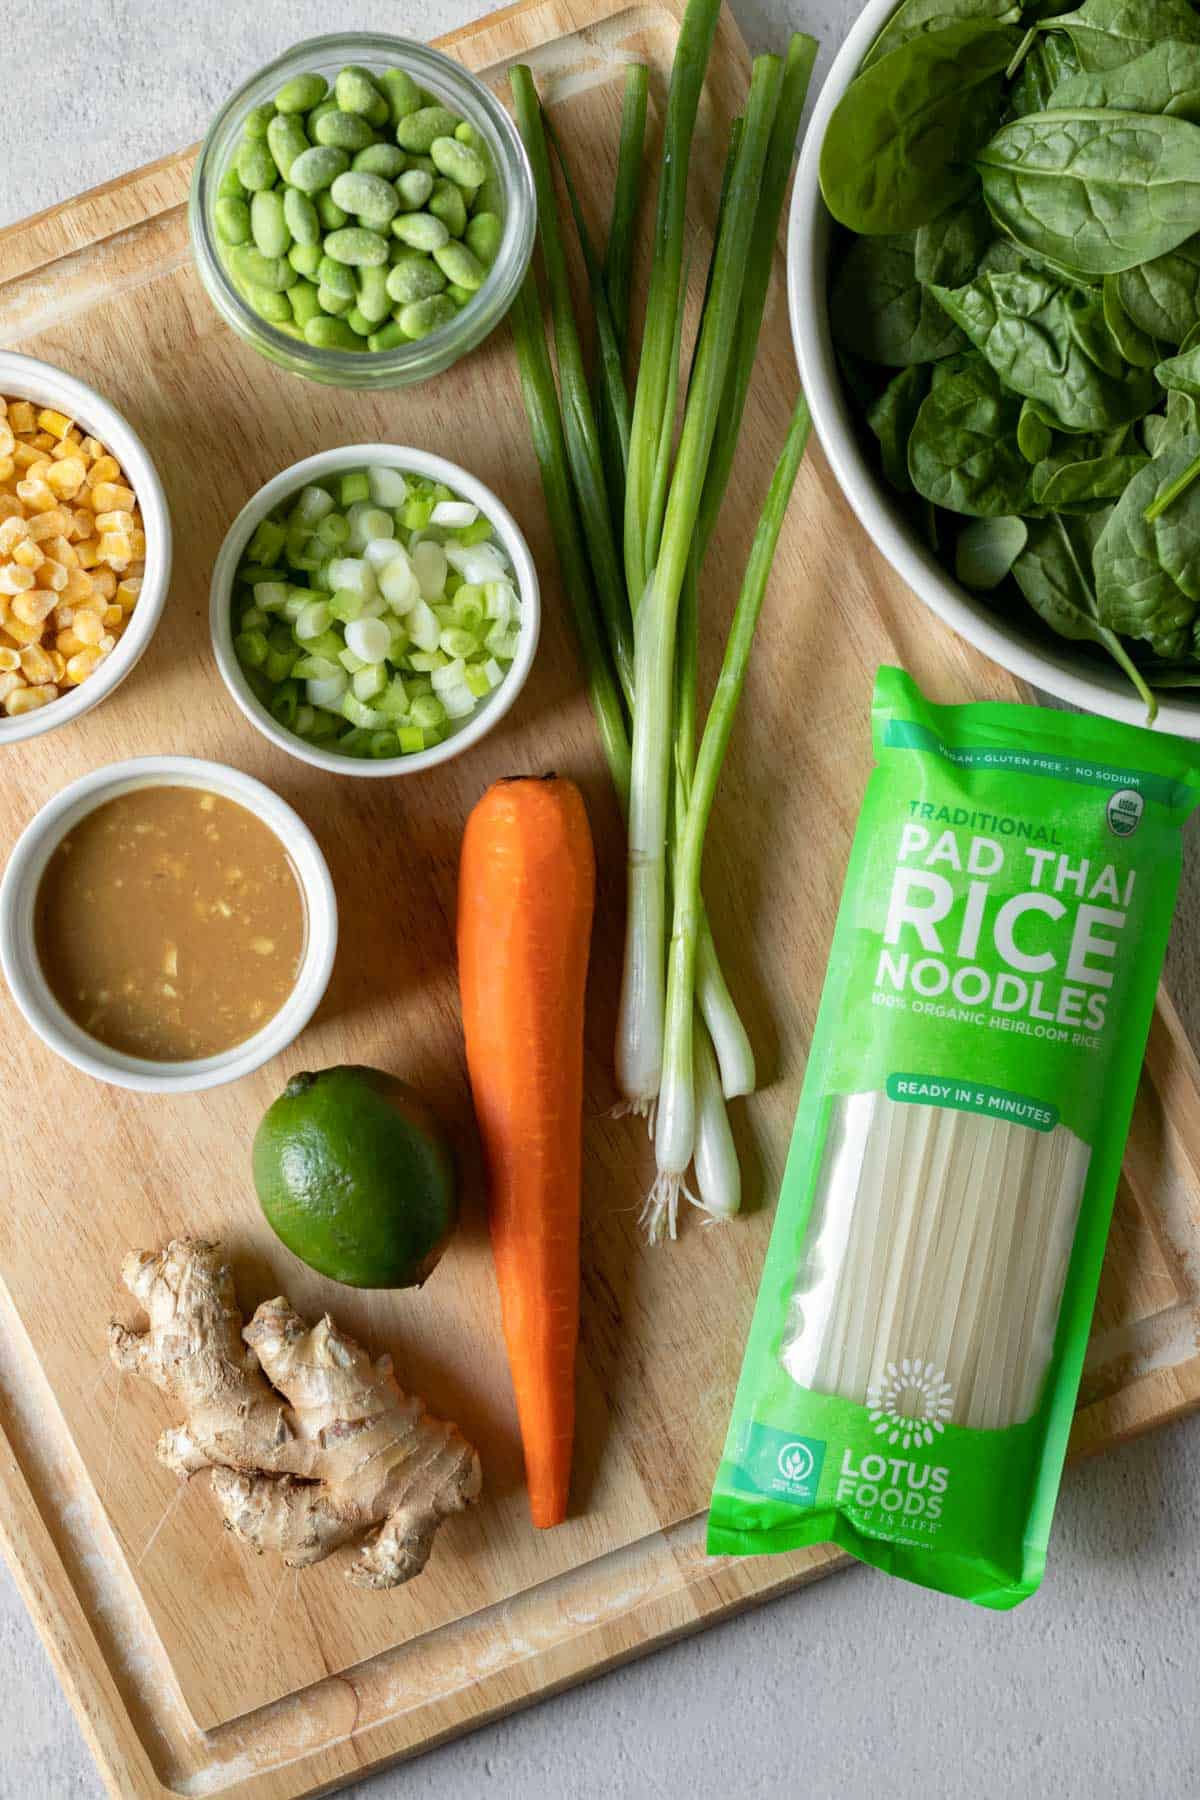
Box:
left=2, top=1, right=1200, bottom=1793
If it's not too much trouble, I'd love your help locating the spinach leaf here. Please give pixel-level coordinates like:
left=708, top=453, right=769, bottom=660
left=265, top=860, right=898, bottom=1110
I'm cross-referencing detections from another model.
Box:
left=1018, top=399, right=1056, bottom=461
left=1101, top=274, right=1162, bottom=367
left=955, top=515, right=1028, bottom=586
left=1009, top=32, right=1079, bottom=115
left=914, top=192, right=994, bottom=285
left=1049, top=42, right=1200, bottom=120
left=831, top=235, right=967, bottom=364
left=1031, top=447, right=1149, bottom=506
left=1155, top=344, right=1200, bottom=398
left=929, top=269, right=1157, bottom=430
left=1143, top=388, right=1199, bottom=455
left=867, top=366, right=933, bottom=489
left=820, top=23, right=1022, bottom=234
left=861, top=0, right=1021, bottom=70
left=906, top=353, right=1038, bottom=512
left=1116, top=233, right=1200, bottom=344
left=1093, top=436, right=1200, bottom=652
left=1042, top=0, right=1200, bottom=73
left=977, top=109, right=1200, bottom=276
left=1012, top=513, right=1157, bottom=713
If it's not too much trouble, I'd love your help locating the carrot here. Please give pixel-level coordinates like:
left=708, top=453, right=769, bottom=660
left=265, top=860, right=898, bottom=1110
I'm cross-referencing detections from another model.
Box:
left=457, top=776, right=596, bottom=1529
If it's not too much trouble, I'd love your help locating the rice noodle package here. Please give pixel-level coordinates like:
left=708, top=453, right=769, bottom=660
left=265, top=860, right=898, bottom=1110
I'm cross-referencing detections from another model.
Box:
left=708, top=667, right=1200, bottom=1605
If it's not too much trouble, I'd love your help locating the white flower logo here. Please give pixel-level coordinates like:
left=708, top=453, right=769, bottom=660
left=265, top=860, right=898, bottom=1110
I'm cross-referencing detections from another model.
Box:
left=866, top=1358, right=954, bottom=1448
left=776, top=1441, right=814, bottom=1483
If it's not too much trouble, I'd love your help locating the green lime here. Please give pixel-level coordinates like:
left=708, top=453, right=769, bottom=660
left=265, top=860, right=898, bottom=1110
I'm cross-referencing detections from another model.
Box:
left=253, top=1066, right=457, bottom=1288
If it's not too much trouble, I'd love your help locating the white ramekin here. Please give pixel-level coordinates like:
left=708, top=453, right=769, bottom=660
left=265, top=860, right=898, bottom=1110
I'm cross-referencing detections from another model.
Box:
left=787, top=0, right=1200, bottom=738
left=0, top=351, right=172, bottom=745
left=0, top=757, right=337, bottom=1093
left=210, top=444, right=541, bottom=777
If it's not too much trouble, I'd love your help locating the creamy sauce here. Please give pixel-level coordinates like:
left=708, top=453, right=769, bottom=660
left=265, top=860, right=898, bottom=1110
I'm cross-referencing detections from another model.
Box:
left=35, top=785, right=306, bottom=1060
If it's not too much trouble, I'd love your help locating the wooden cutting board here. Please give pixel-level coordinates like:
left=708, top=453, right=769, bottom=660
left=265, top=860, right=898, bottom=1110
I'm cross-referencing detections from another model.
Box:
left=3, top=0, right=1200, bottom=1793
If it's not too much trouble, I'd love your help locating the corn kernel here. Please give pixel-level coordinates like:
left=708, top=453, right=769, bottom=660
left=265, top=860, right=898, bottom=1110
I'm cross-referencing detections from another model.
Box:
left=94, top=509, right=135, bottom=534
left=27, top=509, right=72, bottom=542
left=85, top=455, right=120, bottom=487
left=11, top=443, right=45, bottom=472
left=68, top=508, right=92, bottom=541
left=98, top=633, right=116, bottom=654
left=29, top=433, right=55, bottom=453
left=0, top=495, right=22, bottom=524
left=75, top=538, right=101, bottom=569
left=115, top=576, right=141, bottom=612
left=12, top=589, right=57, bottom=627
left=98, top=531, right=131, bottom=567
left=3, top=615, right=46, bottom=646
left=0, top=563, right=35, bottom=595
left=89, top=482, right=135, bottom=513
left=7, top=402, right=35, bottom=434
left=18, top=645, right=55, bottom=684
left=90, top=568, right=116, bottom=600
left=56, top=628, right=85, bottom=657
left=52, top=604, right=74, bottom=630
left=101, top=603, right=123, bottom=628
left=16, top=478, right=54, bottom=513
left=0, top=422, right=13, bottom=457
left=50, top=436, right=81, bottom=460
left=128, top=529, right=146, bottom=559
left=12, top=539, right=41, bottom=570
left=0, top=672, right=24, bottom=705
left=36, top=409, right=71, bottom=441
left=61, top=569, right=94, bottom=605
left=48, top=650, right=65, bottom=681
left=7, top=682, right=57, bottom=714
left=0, top=648, right=17, bottom=672
left=79, top=436, right=103, bottom=461
left=73, top=610, right=104, bottom=646
left=0, top=518, right=26, bottom=556
left=0, top=458, right=13, bottom=483
left=64, top=427, right=81, bottom=446
left=45, top=459, right=86, bottom=501
left=41, top=560, right=69, bottom=592
left=65, top=649, right=101, bottom=684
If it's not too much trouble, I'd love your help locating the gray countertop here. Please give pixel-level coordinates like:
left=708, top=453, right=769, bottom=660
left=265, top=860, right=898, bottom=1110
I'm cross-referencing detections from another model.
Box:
left=5, top=2, right=1200, bottom=1795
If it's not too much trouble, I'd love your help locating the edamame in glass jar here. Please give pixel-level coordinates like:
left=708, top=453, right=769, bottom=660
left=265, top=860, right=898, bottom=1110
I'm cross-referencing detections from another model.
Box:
left=189, top=34, right=535, bottom=387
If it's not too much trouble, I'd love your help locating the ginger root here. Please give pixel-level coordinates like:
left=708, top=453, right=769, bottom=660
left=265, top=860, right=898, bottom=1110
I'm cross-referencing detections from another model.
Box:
left=109, top=1238, right=481, bottom=1590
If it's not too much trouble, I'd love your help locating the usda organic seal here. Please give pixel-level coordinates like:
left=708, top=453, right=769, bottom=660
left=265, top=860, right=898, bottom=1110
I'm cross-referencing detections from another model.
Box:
left=1107, top=789, right=1144, bottom=838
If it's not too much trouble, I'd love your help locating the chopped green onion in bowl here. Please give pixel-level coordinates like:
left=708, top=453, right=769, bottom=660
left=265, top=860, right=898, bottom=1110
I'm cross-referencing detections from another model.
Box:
left=220, top=459, right=534, bottom=768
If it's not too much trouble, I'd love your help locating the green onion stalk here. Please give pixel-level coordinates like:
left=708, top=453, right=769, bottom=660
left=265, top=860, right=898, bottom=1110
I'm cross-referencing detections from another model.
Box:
left=616, top=53, right=783, bottom=1118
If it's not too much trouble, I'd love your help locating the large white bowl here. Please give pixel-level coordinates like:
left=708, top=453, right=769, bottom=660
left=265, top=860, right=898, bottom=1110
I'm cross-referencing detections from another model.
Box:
left=787, top=0, right=1200, bottom=737
left=0, top=757, right=337, bottom=1093
left=211, top=444, right=541, bottom=778
left=0, top=351, right=171, bottom=744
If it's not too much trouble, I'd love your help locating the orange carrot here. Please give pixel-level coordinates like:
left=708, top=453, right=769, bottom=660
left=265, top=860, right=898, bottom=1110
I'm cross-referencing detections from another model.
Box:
left=457, top=776, right=596, bottom=1529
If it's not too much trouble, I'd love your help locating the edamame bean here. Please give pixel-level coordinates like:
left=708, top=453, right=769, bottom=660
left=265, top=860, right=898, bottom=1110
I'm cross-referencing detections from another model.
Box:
left=378, top=67, right=421, bottom=124
left=368, top=320, right=411, bottom=351
left=433, top=239, right=484, bottom=290
left=345, top=306, right=372, bottom=337
left=251, top=189, right=292, bottom=257
left=323, top=226, right=390, bottom=267
left=218, top=164, right=247, bottom=199
left=395, top=168, right=434, bottom=210
left=288, top=240, right=323, bottom=277
left=304, top=315, right=364, bottom=350
left=288, top=280, right=323, bottom=326
left=396, top=106, right=459, bottom=153
left=243, top=102, right=276, bottom=140
left=428, top=180, right=467, bottom=239
left=307, top=96, right=338, bottom=132
left=356, top=264, right=393, bottom=324
left=473, top=174, right=504, bottom=217
left=284, top=186, right=320, bottom=246
left=335, top=65, right=383, bottom=117
left=228, top=244, right=295, bottom=291
left=267, top=112, right=308, bottom=181
left=386, top=254, right=447, bottom=304
left=316, top=254, right=356, bottom=300
left=465, top=210, right=502, bottom=265
left=317, top=282, right=353, bottom=316
left=330, top=170, right=399, bottom=225
left=275, top=71, right=327, bottom=113
left=408, top=154, right=437, bottom=177
left=430, top=135, right=487, bottom=190
left=313, top=108, right=376, bottom=152
left=455, top=120, right=487, bottom=150
left=391, top=210, right=449, bottom=251
left=352, top=143, right=406, bottom=178
left=214, top=195, right=251, bottom=245
left=397, top=294, right=457, bottom=338
left=315, top=190, right=348, bottom=230
left=446, top=283, right=474, bottom=307
left=244, top=281, right=293, bottom=322
left=236, top=135, right=277, bottom=192
left=288, top=144, right=349, bottom=194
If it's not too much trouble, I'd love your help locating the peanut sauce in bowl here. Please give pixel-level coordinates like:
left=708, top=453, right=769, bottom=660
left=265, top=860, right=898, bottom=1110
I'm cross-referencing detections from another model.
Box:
left=0, top=757, right=337, bottom=1092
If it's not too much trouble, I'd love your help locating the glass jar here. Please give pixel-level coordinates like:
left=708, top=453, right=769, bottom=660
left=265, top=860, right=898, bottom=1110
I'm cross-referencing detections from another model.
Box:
left=189, top=33, right=535, bottom=388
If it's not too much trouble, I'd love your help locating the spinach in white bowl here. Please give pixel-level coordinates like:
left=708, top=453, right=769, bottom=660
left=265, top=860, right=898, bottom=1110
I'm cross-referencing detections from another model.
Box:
left=815, top=0, right=1200, bottom=722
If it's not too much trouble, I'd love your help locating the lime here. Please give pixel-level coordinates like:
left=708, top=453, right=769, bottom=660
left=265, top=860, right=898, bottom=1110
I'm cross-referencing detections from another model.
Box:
left=253, top=1066, right=457, bottom=1288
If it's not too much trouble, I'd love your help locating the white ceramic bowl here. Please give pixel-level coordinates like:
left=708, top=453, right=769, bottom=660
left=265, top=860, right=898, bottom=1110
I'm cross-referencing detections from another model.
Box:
left=211, top=444, right=541, bottom=777
left=787, top=0, right=1200, bottom=738
left=0, top=757, right=337, bottom=1093
left=0, top=351, right=171, bottom=744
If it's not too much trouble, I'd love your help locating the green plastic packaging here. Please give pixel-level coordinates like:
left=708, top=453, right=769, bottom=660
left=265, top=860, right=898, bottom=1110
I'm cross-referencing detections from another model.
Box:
left=709, top=668, right=1200, bottom=1606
